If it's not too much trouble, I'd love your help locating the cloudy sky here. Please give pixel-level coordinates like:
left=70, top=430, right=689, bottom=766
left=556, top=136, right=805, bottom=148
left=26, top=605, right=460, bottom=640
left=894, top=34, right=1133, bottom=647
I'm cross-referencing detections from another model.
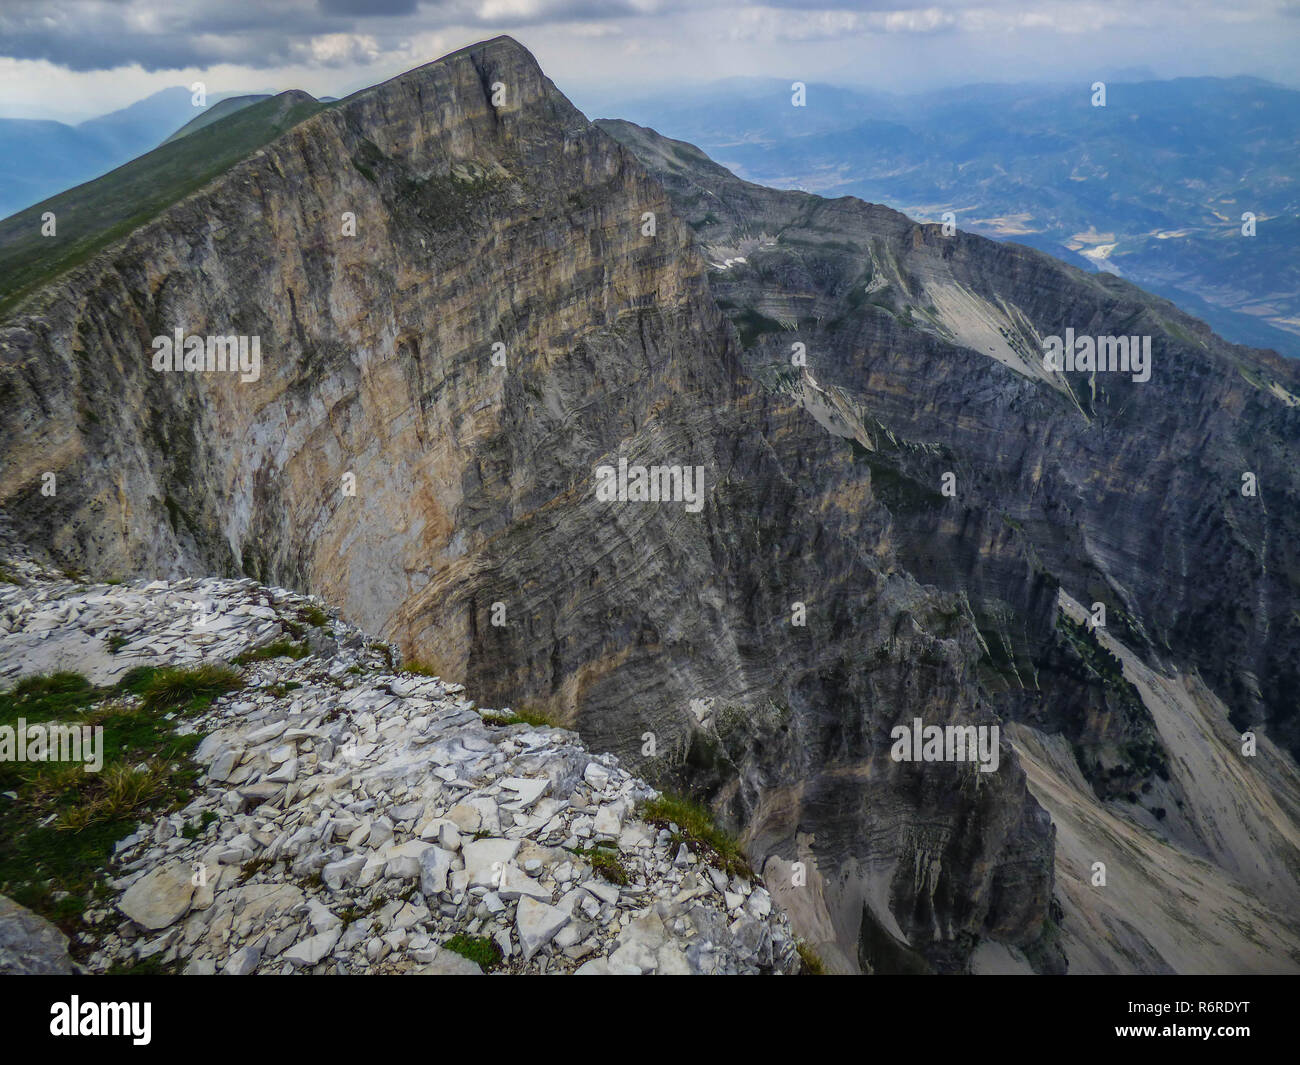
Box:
left=1, top=0, right=1297, bottom=122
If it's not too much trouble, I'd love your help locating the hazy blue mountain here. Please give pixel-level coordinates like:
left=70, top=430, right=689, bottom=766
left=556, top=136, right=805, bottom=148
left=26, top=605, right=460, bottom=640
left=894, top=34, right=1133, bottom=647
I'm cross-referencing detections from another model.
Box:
left=0, top=87, right=250, bottom=218
left=598, top=76, right=1300, bottom=357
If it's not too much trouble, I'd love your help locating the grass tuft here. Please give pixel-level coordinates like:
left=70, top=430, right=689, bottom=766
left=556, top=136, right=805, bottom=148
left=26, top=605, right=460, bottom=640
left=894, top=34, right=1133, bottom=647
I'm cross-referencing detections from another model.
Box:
left=796, top=941, right=827, bottom=975
left=297, top=605, right=329, bottom=628
left=639, top=792, right=752, bottom=880
left=481, top=707, right=554, bottom=728
left=137, top=663, right=244, bottom=713
left=232, top=640, right=308, bottom=666
left=569, top=843, right=629, bottom=885
left=55, top=763, right=168, bottom=832
left=442, top=933, right=502, bottom=971
left=401, top=659, right=439, bottom=677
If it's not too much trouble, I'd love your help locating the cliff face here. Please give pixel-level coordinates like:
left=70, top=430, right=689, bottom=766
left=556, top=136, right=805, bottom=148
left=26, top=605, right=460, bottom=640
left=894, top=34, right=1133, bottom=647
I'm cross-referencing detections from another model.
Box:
left=598, top=118, right=1300, bottom=764
left=598, top=119, right=1300, bottom=970
left=0, top=38, right=1055, bottom=973
left=3, top=37, right=1295, bottom=974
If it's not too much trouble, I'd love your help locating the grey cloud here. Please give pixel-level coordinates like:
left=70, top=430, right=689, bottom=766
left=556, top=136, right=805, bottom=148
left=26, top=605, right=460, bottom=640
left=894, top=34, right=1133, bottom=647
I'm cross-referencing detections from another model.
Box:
left=317, top=0, right=420, bottom=14
left=0, top=0, right=1285, bottom=72
left=0, top=0, right=667, bottom=72
left=1, top=0, right=363, bottom=70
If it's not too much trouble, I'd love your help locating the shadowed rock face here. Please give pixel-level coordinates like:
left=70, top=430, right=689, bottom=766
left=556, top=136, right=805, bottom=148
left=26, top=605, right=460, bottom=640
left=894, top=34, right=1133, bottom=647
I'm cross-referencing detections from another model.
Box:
left=3, top=36, right=1295, bottom=973
left=595, top=118, right=1300, bottom=970
left=597, top=117, right=1300, bottom=769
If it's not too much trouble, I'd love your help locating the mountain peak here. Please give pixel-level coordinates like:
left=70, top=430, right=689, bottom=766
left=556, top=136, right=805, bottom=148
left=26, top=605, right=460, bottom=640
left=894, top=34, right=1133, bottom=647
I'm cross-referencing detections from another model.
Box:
left=345, top=34, right=547, bottom=106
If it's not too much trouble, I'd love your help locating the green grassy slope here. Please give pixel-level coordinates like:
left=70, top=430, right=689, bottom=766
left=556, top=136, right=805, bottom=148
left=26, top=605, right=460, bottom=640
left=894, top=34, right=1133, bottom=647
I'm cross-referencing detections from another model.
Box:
left=159, top=94, right=272, bottom=146
left=0, top=90, right=326, bottom=318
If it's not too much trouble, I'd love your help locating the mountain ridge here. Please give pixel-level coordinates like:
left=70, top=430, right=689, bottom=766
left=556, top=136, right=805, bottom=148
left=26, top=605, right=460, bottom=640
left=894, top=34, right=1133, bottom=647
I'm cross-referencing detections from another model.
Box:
left=1, top=35, right=1296, bottom=974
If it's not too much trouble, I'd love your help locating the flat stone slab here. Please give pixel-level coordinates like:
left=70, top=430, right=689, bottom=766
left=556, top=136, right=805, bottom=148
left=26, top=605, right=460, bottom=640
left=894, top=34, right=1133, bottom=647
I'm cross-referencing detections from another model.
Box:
left=0, top=895, right=74, bottom=974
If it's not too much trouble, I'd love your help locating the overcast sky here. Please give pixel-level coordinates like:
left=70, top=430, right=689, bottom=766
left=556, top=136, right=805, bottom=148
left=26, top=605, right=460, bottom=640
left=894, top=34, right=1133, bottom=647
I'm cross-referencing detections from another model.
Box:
left=2, top=0, right=1297, bottom=123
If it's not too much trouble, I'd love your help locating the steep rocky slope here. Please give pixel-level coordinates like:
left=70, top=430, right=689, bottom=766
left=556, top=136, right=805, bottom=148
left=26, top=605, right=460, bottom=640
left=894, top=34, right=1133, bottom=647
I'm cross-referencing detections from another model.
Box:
left=1, top=37, right=1296, bottom=974
left=0, top=565, right=798, bottom=974
left=0, top=37, right=1057, bottom=974
left=598, top=118, right=1300, bottom=971
left=599, top=117, right=1300, bottom=763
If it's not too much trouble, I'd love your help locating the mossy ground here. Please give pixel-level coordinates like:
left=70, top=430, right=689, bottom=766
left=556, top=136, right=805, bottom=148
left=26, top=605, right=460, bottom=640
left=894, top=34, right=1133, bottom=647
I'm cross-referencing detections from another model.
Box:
left=442, top=933, right=501, bottom=971
left=0, top=665, right=241, bottom=948
left=638, top=792, right=752, bottom=880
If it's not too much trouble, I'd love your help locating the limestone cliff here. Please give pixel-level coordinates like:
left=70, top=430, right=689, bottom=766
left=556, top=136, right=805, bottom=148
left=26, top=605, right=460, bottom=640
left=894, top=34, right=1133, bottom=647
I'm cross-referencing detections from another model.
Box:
left=599, top=118, right=1300, bottom=971
left=3, top=37, right=1295, bottom=973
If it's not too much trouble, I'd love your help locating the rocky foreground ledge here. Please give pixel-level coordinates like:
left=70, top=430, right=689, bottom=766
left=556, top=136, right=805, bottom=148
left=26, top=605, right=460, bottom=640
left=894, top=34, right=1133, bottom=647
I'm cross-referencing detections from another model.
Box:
left=0, top=563, right=798, bottom=974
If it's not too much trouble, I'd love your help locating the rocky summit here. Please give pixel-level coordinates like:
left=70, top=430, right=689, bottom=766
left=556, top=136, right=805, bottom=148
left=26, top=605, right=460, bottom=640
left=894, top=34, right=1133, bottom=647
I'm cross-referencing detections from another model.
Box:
left=0, top=563, right=797, bottom=975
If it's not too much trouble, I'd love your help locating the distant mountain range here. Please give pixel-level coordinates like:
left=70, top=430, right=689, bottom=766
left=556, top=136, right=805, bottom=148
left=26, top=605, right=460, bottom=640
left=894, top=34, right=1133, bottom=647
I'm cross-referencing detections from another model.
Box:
left=591, top=76, right=1300, bottom=358
left=0, top=87, right=252, bottom=218
left=8, top=77, right=1294, bottom=358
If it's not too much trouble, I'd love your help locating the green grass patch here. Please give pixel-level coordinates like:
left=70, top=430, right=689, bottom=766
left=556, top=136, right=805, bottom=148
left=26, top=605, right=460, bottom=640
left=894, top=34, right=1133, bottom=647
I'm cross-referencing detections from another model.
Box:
left=638, top=792, right=752, bottom=880
left=441, top=933, right=501, bottom=971
left=569, top=842, right=629, bottom=885
left=135, top=663, right=244, bottom=714
left=0, top=667, right=218, bottom=945
left=400, top=659, right=440, bottom=677
left=267, top=680, right=303, bottom=698
left=297, top=605, right=329, bottom=628
left=181, top=809, right=219, bottom=839
left=481, top=707, right=553, bottom=728
left=235, top=856, right=277, bottom=885
left=796, top=941, right=827, bottom=974
left=106, top=953, right=182, bottom=975
left=232, top=639, right=308, bottom=666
